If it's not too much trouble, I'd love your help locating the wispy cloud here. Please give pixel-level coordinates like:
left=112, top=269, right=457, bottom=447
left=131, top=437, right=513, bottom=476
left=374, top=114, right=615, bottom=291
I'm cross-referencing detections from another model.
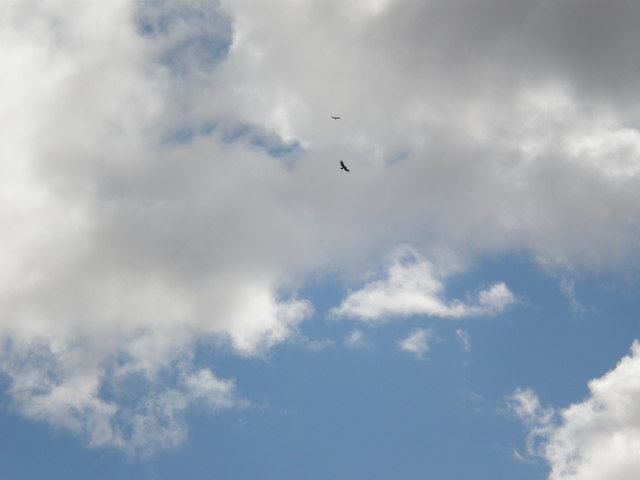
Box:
left=344, top=329, right=372, bottom=349
left=507, top=388, right=556, bottom=460
left=456, top=329, right=471, bottom=352
left=304, top=338, right=335, bottom=351
left=398, top=328, right=433, bottom=359
left=558, top=276, right=588, bottom=318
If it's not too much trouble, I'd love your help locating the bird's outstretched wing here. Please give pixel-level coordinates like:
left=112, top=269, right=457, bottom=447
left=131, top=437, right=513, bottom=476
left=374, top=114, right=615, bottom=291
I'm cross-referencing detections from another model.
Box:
left=340, top=160, right=350, bottom=172
left=331, top=116, right=341, bottom=120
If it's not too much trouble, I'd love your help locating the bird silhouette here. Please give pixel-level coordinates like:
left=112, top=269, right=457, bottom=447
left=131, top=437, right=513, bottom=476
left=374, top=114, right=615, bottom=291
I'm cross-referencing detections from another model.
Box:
left=340, top=160, right=350, bottom=172
left=331, top=116, right=341, bottom=120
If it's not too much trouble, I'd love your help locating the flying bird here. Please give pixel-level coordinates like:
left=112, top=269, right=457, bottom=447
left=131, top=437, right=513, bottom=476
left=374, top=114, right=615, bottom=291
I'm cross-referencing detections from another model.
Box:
left=340, top=160, right=350, bottom=172
left=331, top=116, right=341, bottom=120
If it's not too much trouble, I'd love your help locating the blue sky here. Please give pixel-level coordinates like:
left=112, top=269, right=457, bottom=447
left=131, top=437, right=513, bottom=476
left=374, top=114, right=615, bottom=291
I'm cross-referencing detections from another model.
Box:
left=2, top=255, right=639, bottom=479
left=3, top=1, right=640, bottom=479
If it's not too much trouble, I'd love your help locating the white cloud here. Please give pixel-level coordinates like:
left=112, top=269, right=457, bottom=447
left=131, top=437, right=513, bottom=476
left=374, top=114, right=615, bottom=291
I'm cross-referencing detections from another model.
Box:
left=332, top=249, right=515, bottom=322
left=0, top=340, right=241, bottom=457
left=510, top=341, right=640, bottom=480
left=398, top=328, right=433, bottom=359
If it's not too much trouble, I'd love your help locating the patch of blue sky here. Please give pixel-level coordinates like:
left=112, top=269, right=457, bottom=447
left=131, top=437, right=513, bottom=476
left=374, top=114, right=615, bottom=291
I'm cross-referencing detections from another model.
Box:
left=384, top=148, right=412, bottom=166
left=163, top=126, right=196, bottom=145
left=422, top=253, right=630, bottom=393
left=220, top=123, right=303, bottom=159
left=135, top=0, right=233, bottom=75
left=159, top=34, right=232, bottom=76
left=162, top=121, right=302, bottom=163
left=0, top=408, right=134, bottom=480
left=183, top=270, right=551, bottom=479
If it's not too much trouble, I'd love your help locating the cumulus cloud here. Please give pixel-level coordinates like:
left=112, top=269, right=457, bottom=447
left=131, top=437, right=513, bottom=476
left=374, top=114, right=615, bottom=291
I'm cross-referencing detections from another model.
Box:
left=510, top=341, right=640, bottom=479
left=398, top=328, right=433, bottom=359
left=332, top=249, right=515, bottom=321
left=3, top=0, right=640, bottom=457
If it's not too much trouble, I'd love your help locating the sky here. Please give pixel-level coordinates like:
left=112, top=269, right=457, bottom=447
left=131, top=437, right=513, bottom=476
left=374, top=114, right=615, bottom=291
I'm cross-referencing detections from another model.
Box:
left=2, top=0, right=640, bottom=478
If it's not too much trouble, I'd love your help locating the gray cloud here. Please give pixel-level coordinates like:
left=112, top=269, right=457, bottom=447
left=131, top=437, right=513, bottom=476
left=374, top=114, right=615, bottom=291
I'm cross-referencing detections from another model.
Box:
left=213, top=0, right=640, bottom=267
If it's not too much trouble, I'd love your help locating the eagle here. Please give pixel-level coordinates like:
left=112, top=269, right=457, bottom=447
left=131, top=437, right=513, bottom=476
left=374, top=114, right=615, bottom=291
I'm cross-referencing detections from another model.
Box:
left=340, top=160, right=350, bottom=172
left=331, top=116, right=341, bottom=120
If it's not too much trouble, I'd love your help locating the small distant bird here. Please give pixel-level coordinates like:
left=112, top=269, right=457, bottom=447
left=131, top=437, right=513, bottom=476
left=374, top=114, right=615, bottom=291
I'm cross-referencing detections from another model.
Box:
left=331, top=116, right=341, bottom=120
left=340, top=160, right=350, bottom=172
